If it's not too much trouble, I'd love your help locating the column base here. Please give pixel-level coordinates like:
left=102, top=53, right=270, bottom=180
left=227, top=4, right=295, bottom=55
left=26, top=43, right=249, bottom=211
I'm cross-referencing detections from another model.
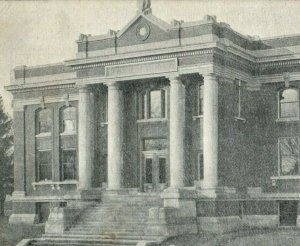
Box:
left=79, top=189, right=101, bottom=200
left=161, top=187, right=198, bottom=218
left=147, top=187, right=198, bottom=236
left=196, top=186, right=237, bottom=198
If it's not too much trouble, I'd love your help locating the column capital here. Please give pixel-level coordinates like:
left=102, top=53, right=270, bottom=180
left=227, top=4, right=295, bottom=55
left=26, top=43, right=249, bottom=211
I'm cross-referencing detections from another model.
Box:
left=78, top=85, right=91, bottom=93
left=201, top=72, right=218, bottom=80
left=12, top=102, right=25, bottom=112
left=167, top=74, right=183, bottom=84
left=105, top=81, right=122, bottom=90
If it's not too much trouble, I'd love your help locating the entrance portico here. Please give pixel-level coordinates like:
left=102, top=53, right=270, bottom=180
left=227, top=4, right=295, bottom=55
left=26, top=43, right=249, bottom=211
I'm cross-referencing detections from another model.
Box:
left=76, top=71, right=220, bottom=196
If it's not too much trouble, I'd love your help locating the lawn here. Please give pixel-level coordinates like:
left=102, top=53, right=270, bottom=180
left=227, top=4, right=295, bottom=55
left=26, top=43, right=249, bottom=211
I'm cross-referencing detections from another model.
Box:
left=0, top=216, right=44, bottom=246
left=161, top=228, right=300, bottom=246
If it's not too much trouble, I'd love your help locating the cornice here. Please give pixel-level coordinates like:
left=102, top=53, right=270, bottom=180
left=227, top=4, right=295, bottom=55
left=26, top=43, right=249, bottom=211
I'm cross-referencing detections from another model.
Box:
left=257, top=58, right=300, bottom=68
left=5, top=81, right=77, bottom=94
left=71, top=48, right=215, bottom=70
left=13, top=93, right=79, bottom=108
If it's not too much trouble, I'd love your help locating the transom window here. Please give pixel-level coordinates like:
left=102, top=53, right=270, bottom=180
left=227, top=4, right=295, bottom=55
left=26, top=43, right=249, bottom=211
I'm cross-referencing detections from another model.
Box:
left=61, top=106, right=76, bottom=133
left=279, top=137, right=299, bottom=176
left=37, top=108, right=52, bottom=134
left=143, top=138, right=167, bottom=151
left=279, top=88, right=299, bottom=118
left=140, top=89, right=166, bottom=120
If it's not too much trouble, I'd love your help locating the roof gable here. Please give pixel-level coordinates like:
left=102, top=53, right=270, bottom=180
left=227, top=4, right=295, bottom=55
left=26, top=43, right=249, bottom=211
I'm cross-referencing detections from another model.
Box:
left=116, top=13, right=176, bottom=47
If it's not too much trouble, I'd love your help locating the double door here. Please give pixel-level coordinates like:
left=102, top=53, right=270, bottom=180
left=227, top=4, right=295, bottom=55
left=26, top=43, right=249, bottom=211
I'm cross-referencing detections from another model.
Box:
left=143, top=151, right=167, bottom=192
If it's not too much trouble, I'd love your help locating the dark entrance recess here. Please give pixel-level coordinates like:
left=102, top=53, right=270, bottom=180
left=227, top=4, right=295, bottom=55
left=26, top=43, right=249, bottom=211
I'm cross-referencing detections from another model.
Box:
left=279, top=201, right=298, bottom=226
left=37, top=202, right=50, bottom=223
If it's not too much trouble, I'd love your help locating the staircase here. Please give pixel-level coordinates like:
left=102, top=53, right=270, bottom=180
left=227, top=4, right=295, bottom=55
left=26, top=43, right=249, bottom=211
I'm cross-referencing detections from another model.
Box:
left=30, top=192, right=164, bottom=246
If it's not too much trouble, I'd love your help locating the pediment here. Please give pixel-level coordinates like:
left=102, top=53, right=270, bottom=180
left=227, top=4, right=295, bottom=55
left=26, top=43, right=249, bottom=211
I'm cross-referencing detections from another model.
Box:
left=117, top=14, right=173, bottom=46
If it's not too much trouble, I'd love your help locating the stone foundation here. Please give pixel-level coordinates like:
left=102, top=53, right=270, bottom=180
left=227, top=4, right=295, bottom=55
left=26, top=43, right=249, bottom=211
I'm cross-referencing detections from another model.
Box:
left=9, top=213, right=38, bottom=224
left=197, top=216, right=243, bottom=234
left=241, top=215, right=279, bottom=228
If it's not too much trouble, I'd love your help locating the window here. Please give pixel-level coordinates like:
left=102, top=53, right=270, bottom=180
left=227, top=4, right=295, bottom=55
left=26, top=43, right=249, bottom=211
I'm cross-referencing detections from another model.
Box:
left=235, top=80, right=246, bottom=119
left=197, top=83, right=204, bottom=116
left=142, top=92, right=147, bottom=119
left=37, top=150, right=52, bottom=181
left=279, top=137, right=299, bottom=176
left=101, top=92, right=108, bottom=123
left=159, top=158, right=166, bottom=183
left=37, top=108, right=52, bottom=134
left=145, top=158, right=153, bottom=183
left=140, top=89, right=166, bottom=120
left=61, top=107, right=76, bottom=133
left=279, top=88, right=299, bottom=118
left=61, top=149, right=77, bottom=180
left=197, top=153, right=204, bottom=180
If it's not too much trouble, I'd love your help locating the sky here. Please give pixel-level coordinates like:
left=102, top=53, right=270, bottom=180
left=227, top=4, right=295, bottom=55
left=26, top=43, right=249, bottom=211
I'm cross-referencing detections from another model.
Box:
left=1, top=0, right=300, bottom=115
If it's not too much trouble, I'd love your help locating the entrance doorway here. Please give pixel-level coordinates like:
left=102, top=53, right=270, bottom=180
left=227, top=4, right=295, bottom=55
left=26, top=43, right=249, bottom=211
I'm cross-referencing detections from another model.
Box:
left=279, top=201, right=298, bottom=226
left=143, top=151, right=167, bottom=192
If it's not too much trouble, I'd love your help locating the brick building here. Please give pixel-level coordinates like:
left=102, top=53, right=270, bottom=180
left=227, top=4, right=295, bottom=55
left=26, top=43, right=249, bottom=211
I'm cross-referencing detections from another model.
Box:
left=6, top=0, right=300, bottom=244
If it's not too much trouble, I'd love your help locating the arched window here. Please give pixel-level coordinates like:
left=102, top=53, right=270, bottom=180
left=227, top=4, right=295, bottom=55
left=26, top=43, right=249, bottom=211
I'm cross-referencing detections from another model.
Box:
left=279, top=88, right=299, bottom=118
left=36, top=108, right=52, bottom=134
left=61, top=106, right=76, bottom=133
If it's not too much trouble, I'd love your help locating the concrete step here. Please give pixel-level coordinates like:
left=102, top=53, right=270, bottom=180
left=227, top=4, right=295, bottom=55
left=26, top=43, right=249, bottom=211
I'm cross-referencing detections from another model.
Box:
left=68, top=228, right=146, bottom=233
left=42, top=233, right=159, bottom=241
left=68, top=229, right=146, bottom=235
left=32, top=237, right=142, bottom=244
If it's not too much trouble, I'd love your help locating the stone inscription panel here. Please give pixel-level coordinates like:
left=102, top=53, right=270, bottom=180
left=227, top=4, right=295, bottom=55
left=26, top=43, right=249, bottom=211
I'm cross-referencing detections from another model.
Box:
left=105, top=58, right=178, bottom=77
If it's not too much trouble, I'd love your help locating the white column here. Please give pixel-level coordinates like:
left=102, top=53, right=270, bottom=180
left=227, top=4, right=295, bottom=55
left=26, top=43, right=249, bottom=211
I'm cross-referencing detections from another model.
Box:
left=202, top=73, right=218, bottom=189
left=78, top=86, right=94, bottom=190
left=169, top=76, right=185, bottom=188
left=107, top=82, right=123, bottom=190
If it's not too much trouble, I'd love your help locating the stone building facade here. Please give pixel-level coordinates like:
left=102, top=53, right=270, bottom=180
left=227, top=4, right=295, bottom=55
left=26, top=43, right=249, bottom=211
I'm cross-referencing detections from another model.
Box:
left=6, top=1, right=300, bottom=236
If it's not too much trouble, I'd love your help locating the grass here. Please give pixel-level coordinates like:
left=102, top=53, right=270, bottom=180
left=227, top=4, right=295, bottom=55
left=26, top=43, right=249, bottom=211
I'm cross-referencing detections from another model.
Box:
left=0, top=216, right=44, bottom=246
left=160, top=228, right=300, bottom=246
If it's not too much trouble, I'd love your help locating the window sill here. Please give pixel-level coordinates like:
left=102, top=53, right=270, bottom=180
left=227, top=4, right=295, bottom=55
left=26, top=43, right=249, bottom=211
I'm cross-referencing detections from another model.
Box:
left=137, top=118, right=167, bottom=123
left=100, top=122, right=108, bottom=127
left=35, top=133, right=51, bottom=138
left=192, top=115, right=203, bottom=120
left=276, top=118, right=300, bottom=123
left=60, top=131, right=76, bottom=136
left=32, top=180, right=78, bottom=190
left=234, top=116, right=246, bottom=123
